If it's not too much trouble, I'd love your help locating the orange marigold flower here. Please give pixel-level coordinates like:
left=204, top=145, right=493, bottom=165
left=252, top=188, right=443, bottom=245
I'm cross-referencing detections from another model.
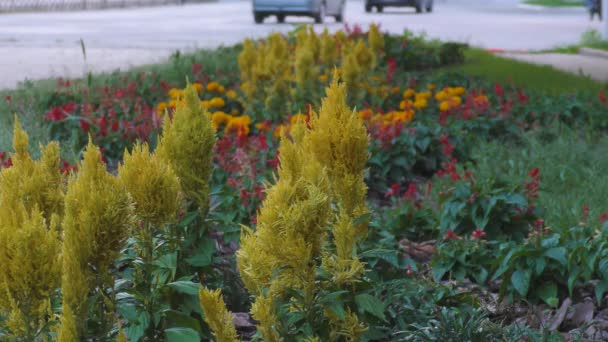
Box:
left=193, top=82, right=203, bottom=93
left=209, top=97, right=225, bottom=108
left=207, top=82, right=220, bottom=92
left=403, top=88, right=415, bottom=99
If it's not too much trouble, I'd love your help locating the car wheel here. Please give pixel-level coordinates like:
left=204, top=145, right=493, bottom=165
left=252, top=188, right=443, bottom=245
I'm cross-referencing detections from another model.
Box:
left=415, top=1, right=423, bottom=13
left=277, top=14, right=285, bottom=23
left=377, top=5, right=383, bottom=13
left=426, top=0, right=433, bottom=12
left=335, top=13, right=343, bottom=22
left=314, top=3, right=326, bottom=24
left=254, top=12, right=264, bottom=24
left=365, top=4, right=372, bottom=13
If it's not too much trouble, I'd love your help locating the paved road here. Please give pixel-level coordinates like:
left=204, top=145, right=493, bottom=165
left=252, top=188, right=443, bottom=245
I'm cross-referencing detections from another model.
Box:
left=0, top=0, right=602, bottom=89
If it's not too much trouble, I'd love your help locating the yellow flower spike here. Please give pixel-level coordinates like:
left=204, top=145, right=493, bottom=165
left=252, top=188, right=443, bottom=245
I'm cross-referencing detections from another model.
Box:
left=320, top=28, right=338, bottom=65
left=295, top=46, right=316, bottom=88
left=157, top=84, right=216, bottom=211
left=368, top=23, right=385, bottom=52
left=59, top=140, right=135, bottom=341
left=118, top=142, right=181, bottom=226
left=353, top=39, right=375, bottom=72
left=0, top=120, right=64, bottom=339
left=199, top=288, right=239, bottom=342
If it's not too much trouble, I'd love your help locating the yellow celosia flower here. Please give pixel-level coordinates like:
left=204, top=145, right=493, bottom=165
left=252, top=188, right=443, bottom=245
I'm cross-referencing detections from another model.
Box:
left=295, top=47, right=316, bottom=89
left=320, top=28, right=338, bottom=65
left=353, top=39, right=375, bottom=73
left=199, top=288, right=239, bottom=342
left=0, top=122, right=63, bottom=338
left=210, top=97, right=226, bottom=108
left=59, top=140, right=135, bottom=341
left=118, top=142, right=181, bottom=226
left=157, top=84, right=216, bottom=211
left=368, top=23, right=385, bottom=52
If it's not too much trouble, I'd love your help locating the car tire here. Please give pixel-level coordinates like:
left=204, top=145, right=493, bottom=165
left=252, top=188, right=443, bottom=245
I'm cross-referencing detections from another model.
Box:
left=335, top=13, right=343, bottom=22
left=377, top=5, right=383, bottom=12
left=415, top=3, right=423, bottom=13
left=277, top=14, right=285, bottom=23
left=426, top=0, right=433, bottom=12
left=365, top=3, right=372, bottom=12
left=254, top=12, right=264, bottom=24
left=314, top=3, right=326, bottom=24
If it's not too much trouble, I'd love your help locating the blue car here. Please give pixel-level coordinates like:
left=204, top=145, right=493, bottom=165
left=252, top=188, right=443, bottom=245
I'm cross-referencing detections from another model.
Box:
left=365, top=0, right=433, bottom=13
left=253, top=0, right=346, bottom=24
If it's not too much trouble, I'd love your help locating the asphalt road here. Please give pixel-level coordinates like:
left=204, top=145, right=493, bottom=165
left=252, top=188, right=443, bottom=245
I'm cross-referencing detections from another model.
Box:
left=0, top=0, right=602, bottom=89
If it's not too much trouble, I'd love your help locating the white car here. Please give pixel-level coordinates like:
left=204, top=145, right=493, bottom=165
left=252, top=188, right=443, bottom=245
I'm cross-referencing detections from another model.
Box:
left=252, top=0, right=346, bottom=24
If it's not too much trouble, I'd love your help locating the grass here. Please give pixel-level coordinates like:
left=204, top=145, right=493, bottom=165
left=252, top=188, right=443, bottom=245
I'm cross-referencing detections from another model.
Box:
left=546, top=29, right=608, bottom=54
left=472, top=129, right=608, bottom=230
left=522, top=0, right=584, bottom=7
left=444, top=48, right=606, bottom=94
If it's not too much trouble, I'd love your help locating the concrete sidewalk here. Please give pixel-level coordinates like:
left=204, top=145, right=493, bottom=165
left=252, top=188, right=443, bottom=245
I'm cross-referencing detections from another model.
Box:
left=499, top=51, right=608, bottom=83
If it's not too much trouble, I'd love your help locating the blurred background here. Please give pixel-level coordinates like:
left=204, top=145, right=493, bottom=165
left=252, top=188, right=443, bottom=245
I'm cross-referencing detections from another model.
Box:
left=0, top=0, right=605, bottom=89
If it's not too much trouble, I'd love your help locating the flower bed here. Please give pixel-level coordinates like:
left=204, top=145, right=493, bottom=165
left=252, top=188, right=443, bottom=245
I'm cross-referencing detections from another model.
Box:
left=1, top=25, right=608, bottom=341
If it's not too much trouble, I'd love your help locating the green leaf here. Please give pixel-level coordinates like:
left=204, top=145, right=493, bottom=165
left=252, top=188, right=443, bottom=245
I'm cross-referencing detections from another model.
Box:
left=328, top=303, right=346, bottom=320
left=179, top=211, right=199, bottom=228
left=432, top=262, right=454, bottom=282
left=164, top=310, right=202, bottom=334
left=536, top=282, right=558, bottom=307
left=185, top=239, right=216, bottom=267
left=353, top=213, right=372, bottom=227
left=165, top=327, right=200, bottom=342
left=167, top=281, right=200, bottom=296
left=360, top=249, right=400, bottom=268
left=511, top=269, right=531, bottom=297
left=544, top=247, right=567, bottom=266
left=596, top=279, right=608, bottom=304
left=355, top=294, right=386, bottom=321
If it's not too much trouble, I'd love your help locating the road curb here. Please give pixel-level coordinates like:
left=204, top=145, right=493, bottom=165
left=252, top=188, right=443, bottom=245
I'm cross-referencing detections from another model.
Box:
left=579, top=47, right=608, bottom=60
left=517, top=3, right=587, bottom=13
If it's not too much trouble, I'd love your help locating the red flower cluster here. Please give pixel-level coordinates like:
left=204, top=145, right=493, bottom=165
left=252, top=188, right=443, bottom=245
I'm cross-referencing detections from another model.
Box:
left=45, top=102, right=76, bottom=121
left=471, top=228, right=486, bottom=240
left=0, top=152, right=12, bottom=168
left=443, top=229, right=459, bottom=240
left=524, top=168, right=540, bottom=199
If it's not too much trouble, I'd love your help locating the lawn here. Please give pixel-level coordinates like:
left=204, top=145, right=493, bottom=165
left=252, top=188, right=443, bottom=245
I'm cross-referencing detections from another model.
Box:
left=522, top=0, right=585, bottom=7
left=1, top=27, right=608, bottom=341
left=445, top=48, right=606, bottom=94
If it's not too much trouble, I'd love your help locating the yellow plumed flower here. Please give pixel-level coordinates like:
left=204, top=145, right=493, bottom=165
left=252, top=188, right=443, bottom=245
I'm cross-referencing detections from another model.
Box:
left=368, top=23, right=384, bottom=52
left=59, top=140, right=135, bottom=341
left=157, top=84, right=216, bottom=211
left=341, top=51, right=360, bottom=92
left=199, top=288, right=239, bottom=342
left=295, top=47, right=316, bottom=89
left=118, top=142, right=181, bottom=226
left=239, top=39, right=258, bottom=85
left=353, top=39, right=375, bottom=73
left=320, top=28, right=338, bottom=65
left=0, top=120, right=64, bottom=339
